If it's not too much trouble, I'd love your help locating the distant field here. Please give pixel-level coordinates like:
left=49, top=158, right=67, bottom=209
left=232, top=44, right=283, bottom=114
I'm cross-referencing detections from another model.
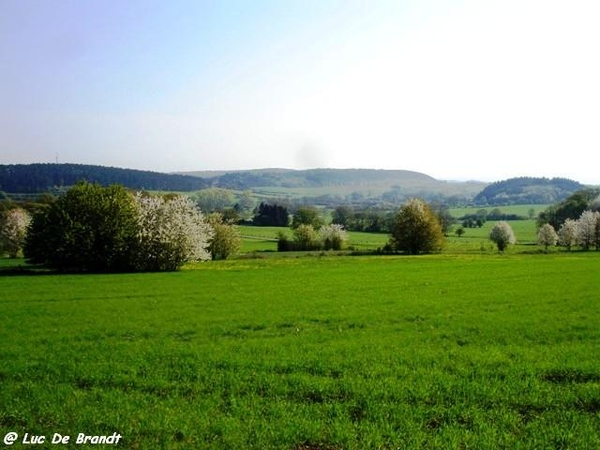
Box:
left=238, top=226, right=390, bottom=254
left=449, top=204, right=548, bottom=218
left=239, top=219, right=542, bottom=255
left=1, top=253, right=599, bottom=449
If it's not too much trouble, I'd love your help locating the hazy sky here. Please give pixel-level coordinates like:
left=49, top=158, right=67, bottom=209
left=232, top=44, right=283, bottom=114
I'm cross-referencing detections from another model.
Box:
left=1, top=0, right=599, bottom=183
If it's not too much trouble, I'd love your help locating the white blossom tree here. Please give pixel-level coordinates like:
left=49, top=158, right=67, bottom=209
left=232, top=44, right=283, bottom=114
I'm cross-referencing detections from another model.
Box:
left=319, top=224, right=348, bottom=250
left=0, top=208, right=31, bottom=258
left=576, top=210, right=600, bottom=251
left=558, top=219, right=578, bottom=251
left=489, top=221, right=516, bottom=252
left=537, top=223, right=558, bottom=252
left=134, top=193, right=213, bottom=270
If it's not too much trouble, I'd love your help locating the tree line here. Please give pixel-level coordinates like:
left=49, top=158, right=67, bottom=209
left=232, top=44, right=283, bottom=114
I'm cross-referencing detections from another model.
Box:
left=0, top=164, right=209, bottom=193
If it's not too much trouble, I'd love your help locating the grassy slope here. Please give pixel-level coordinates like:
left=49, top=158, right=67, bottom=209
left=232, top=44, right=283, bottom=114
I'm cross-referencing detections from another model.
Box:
left=1, top=254, right=600, bottom=449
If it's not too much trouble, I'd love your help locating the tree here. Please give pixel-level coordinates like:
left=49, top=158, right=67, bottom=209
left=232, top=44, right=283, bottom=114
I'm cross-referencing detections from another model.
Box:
left=292, top=224, right=321, bottom=251
left=537, top=223, right=558, bottom=252
left=207, top=213, right=241, bottom=260
left=538, top=188, right=600, bottom=229
left=575, top=210, right=600, bottom=251
left=133, top=193, right=213, bottom=271
left=192, top=188, right=235, bottom=213
left=24, top=182, right=139, bottom=271
left=558, top=219, right=577, bottom=251
left=389, top=198, right=444, bottom=255
left=431, top=203, right=454, bottom=235
left=489, top=221, right=516, bottom=252
left=455, top=227, right=465, bottom=238
left=0, top=208, right=31, bottom=258
left=235, top=191, right=256, bottom=220
left=253, top=203, right=289, bottom=227
left=331, top=206, right=354, bottom=227
left=291, top=206, right=323, bottom=229
left=319, top=224, right=347, bottom=250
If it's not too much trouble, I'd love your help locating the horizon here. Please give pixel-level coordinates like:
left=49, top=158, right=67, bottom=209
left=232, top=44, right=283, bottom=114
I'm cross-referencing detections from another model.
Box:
left=3, top=161, right=598, bottom=186
left=2, top=1, right=599, bottom=185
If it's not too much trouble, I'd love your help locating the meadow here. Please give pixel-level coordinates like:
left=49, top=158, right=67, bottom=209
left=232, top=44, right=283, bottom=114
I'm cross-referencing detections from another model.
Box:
left=238, top=217, right=541, bottom=255
left=1, top=251, right=600, bottom=449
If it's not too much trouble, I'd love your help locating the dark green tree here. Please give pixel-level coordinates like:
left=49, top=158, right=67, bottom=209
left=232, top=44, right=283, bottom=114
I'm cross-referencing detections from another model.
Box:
left=24, top=182, right=138, bottom=272
left=253, top=203, right=289, bottom=227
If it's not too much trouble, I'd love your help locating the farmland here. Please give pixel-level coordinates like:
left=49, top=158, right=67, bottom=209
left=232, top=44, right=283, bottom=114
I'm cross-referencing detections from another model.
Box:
left=1, top=251, right=600, bottom=449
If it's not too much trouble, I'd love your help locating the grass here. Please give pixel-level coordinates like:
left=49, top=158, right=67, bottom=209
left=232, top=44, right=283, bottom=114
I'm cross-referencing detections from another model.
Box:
left=449, top=204, right=547, bottom=219
left=1, top=252, right=600, bottom=449
left=239, top=220, right=541, bottom=256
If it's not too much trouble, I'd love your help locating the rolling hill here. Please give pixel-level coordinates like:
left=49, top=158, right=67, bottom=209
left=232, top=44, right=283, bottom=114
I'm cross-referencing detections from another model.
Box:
left=0, top=164, right=589, bottom=206
left=473, top=177, right=585, bottom=205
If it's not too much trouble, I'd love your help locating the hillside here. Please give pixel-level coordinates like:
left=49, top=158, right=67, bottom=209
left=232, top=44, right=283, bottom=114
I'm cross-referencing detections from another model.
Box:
left=180, top=168, right=487, bottom=203
left=0, top=163, right=209, bottom=193
left=1, top=165, right=487, bottom=204
left=473, top=177, right=585, bottom=205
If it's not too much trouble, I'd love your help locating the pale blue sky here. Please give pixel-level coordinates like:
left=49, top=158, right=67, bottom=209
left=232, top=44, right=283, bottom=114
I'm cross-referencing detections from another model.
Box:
left=1, top=0, right=599, bottom=183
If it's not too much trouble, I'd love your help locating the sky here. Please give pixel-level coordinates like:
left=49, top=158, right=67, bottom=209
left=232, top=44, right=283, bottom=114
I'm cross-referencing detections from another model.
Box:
left=1, top=0, right=599, bottom=183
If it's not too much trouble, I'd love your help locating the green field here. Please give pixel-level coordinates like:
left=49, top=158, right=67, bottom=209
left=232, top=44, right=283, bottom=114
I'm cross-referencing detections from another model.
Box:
left=449, top=205, right=546, bottom=219
left=238, top=226, right=390, bottom=254
left=239, top=220, right=542, bottom=255
left=1, top=252, right=600, bottom=449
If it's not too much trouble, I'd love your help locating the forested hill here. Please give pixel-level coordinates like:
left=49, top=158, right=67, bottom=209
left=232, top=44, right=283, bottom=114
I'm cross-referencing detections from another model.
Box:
left=0, top=164, right=209, bottom=193
left=1, top=165, right=483, bottom=201
left=473, top=177, right=585, bottom=205
left=183, top=168, right=437, bottom=190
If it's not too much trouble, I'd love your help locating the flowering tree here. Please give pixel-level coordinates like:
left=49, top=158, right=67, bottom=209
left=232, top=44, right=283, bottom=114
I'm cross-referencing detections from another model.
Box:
left=537, top=223, right=558, bottom=252
left=576, top=210, right=600, bottom=251
left=0, top=208, right=31, bottom=258
left=489, top=221, right=516, bottom=252
left=558, top=219, right=578, bottom=251
left=134, top=193, right=213, bottom=271
left=319, top=224, right=348, bottom=250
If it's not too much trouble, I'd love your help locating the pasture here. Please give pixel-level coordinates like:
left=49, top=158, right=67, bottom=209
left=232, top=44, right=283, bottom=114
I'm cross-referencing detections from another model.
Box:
left=1, top=252, right=600, bottom=449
